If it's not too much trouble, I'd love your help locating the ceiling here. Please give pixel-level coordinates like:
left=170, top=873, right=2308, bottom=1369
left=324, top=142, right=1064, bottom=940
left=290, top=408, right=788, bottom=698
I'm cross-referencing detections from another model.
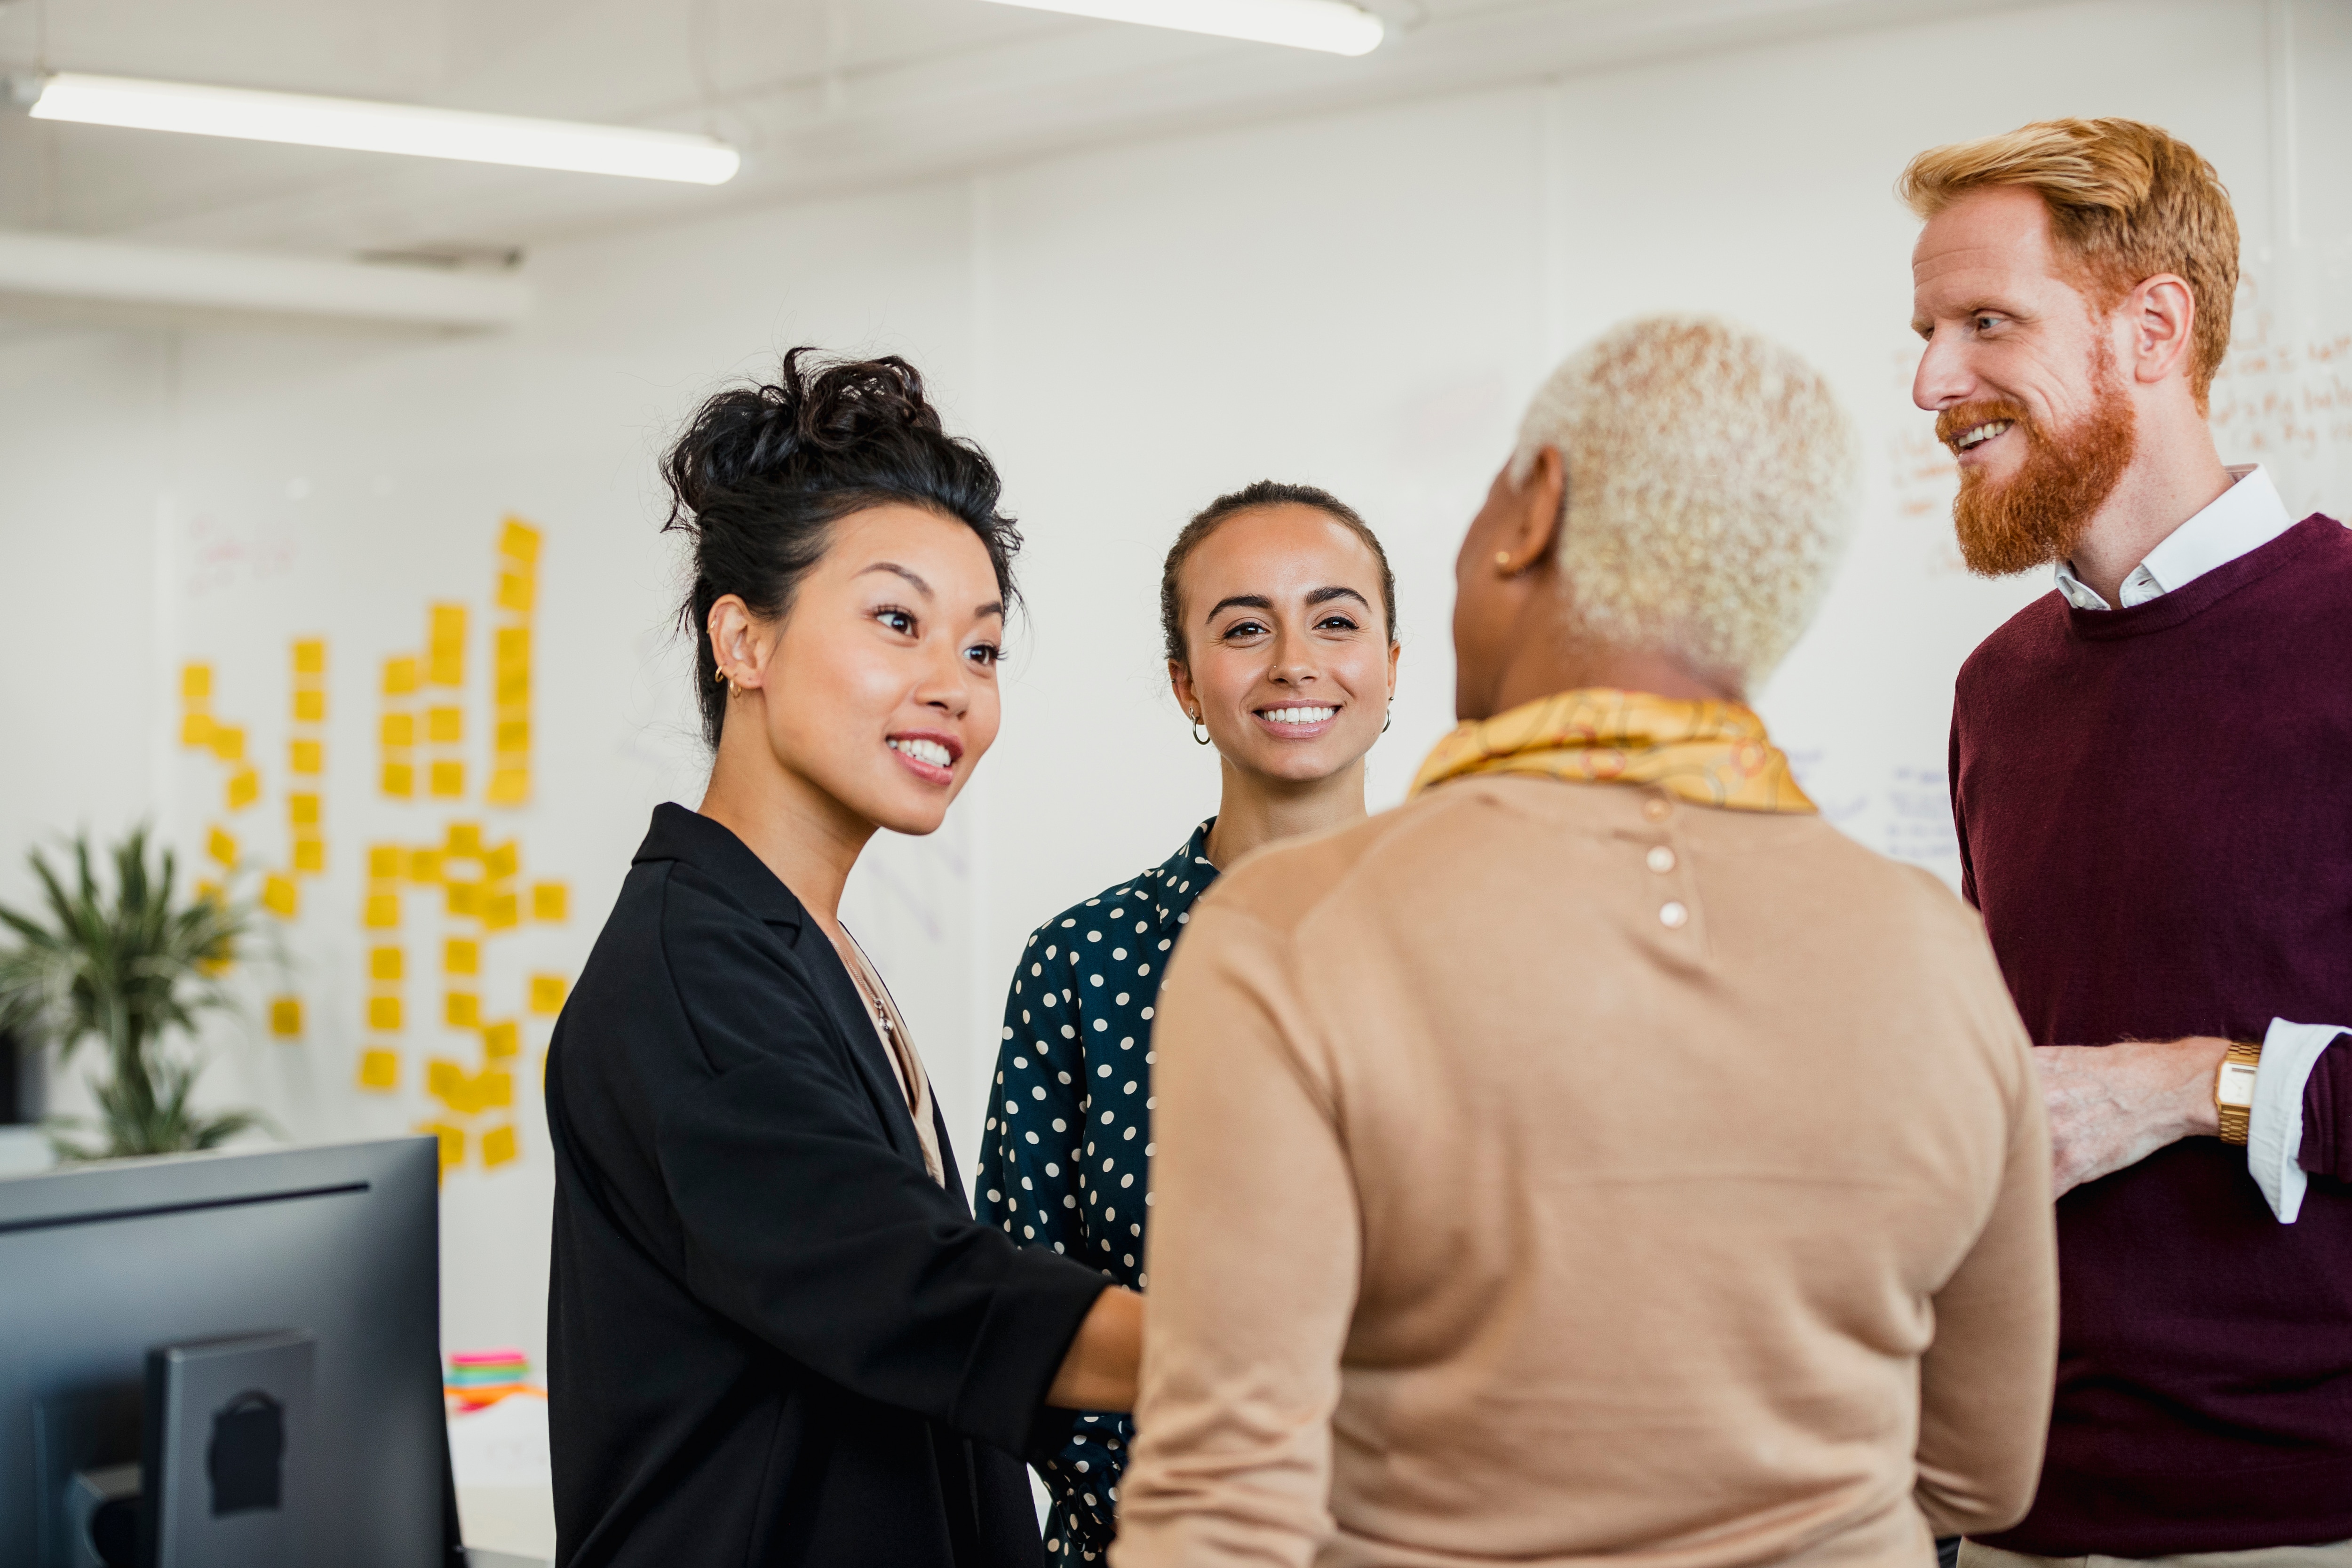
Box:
left=0, top=0, right=2067, bottom=263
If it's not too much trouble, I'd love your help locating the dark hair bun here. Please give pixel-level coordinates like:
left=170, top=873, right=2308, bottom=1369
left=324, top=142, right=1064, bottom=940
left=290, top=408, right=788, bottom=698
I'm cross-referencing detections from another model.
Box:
left=663, top=348, right=1021, bottom=746
left=663, top=350, right=948, bottom=523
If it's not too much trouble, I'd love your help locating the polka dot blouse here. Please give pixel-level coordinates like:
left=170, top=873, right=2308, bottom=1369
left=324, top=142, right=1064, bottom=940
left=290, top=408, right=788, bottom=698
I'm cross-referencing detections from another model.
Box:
left=976, top=820, right=1218, bottom=1567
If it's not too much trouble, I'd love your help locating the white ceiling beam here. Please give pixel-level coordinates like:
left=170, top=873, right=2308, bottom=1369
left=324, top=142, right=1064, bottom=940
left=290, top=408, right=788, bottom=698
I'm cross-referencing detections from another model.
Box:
left=0, top=228, right=531, bottom=329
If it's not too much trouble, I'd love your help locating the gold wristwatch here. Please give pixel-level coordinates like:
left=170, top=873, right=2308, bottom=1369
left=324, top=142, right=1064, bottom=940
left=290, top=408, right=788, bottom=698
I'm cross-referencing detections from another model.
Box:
left=2216, top=1039, right=2262, bottom=1146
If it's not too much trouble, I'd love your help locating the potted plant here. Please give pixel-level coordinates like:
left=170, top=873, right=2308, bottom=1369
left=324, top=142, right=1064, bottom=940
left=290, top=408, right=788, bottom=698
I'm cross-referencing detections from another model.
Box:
left=0, top=827, right=267, bottom=1160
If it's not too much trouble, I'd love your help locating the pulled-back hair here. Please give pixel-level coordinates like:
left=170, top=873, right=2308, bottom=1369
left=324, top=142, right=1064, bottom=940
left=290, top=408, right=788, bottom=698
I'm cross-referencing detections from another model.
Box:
left=662, top=348, right=1021, bottom=746
left=1898, top=118, right=2238, bottom=408
left=1158, top=480, right=1396, bottom=669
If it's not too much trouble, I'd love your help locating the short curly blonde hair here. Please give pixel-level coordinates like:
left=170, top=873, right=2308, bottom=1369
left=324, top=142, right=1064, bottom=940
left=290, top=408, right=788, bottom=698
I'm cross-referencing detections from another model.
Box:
left=1510, top=315, right=1858, bottom=690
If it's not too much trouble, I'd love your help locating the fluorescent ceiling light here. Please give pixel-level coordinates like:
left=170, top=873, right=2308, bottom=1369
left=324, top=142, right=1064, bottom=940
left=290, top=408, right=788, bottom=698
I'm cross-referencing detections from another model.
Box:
left=13, top=72, right=740, bottom=185
left=978, top=0, right=1384, bottom=56
left=0, top=228, right=532, bottom=329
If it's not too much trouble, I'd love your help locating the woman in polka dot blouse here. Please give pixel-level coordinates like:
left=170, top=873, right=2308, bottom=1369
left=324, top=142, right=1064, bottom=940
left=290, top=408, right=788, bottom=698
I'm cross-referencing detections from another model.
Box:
left=978, top=480, right=1401, bottom=1564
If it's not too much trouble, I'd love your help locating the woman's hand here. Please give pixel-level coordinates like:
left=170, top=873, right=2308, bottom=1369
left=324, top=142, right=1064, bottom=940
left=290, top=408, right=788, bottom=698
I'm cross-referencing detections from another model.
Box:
left=1047, top=1287, right=1144, bottom=1411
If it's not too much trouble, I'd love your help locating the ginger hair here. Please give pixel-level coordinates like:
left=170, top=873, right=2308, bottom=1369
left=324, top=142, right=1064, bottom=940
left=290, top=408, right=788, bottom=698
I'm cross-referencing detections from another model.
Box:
left=1898, top=117, right=2239, bottom=408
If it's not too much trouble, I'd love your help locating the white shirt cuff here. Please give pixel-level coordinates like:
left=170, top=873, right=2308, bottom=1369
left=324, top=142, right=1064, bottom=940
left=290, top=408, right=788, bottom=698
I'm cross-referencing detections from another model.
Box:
left=2248, top=1019, right=2346, bottom=1223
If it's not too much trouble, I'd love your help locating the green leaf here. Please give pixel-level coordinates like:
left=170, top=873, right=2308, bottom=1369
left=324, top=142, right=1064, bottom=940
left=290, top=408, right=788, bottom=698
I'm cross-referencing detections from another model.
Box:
left=0, top=825, right=270, bottom=1160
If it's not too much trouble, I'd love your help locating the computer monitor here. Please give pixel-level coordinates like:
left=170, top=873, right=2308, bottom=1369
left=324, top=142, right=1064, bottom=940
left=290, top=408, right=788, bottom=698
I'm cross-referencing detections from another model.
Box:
left=0, top=1136, right=453, bottom=1567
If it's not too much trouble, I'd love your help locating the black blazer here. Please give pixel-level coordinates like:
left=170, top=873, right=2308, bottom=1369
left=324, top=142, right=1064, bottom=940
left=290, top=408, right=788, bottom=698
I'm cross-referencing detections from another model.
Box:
left=546, top=805, right=1110, bottom=1568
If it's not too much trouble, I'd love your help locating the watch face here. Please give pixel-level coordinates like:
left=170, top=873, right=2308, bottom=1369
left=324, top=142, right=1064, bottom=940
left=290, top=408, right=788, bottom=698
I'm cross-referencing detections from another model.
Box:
left=2218, top=1061, right=2260, bottom=1110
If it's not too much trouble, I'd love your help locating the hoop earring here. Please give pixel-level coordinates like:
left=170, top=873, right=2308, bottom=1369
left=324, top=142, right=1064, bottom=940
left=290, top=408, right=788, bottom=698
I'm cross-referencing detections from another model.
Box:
left=1191, top=713, right=1211, bottom=746
left=1382, top=705, right=1392, bottom=734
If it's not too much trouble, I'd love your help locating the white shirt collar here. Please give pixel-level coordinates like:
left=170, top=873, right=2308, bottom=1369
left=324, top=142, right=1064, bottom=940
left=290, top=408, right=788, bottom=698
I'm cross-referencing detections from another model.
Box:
left=2056, top=464, right=2295, bottom=611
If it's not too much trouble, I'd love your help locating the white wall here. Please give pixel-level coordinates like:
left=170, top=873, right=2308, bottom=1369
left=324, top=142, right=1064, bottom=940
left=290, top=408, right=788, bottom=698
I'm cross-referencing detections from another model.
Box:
left=1, top=0, right=2345, bottom=1376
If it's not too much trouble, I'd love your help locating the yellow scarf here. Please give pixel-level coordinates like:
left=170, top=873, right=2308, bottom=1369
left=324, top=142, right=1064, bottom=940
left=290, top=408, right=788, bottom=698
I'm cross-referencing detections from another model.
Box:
left=1407, top=688, right=1816, bottom=814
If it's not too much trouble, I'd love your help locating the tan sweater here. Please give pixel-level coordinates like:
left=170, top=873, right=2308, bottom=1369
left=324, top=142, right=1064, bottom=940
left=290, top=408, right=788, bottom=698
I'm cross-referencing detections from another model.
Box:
left=1113, top=776, right=2057, bottom=1568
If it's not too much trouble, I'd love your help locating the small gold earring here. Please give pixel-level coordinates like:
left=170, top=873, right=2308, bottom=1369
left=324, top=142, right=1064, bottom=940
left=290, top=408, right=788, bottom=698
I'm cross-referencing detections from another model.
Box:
left=714, top=665, right=726, bottom=683
left=1494, top=550, right=1512, bottom=570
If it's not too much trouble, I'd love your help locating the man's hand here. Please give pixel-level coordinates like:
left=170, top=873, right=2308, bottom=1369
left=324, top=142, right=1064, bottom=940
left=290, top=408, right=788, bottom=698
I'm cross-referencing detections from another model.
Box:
left=2036, top=1036, right=2231, bottom=1198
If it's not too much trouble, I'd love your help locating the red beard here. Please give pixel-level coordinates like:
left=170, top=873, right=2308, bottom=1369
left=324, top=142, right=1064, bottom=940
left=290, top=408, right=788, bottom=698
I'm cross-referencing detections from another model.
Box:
left=1938, top=350, right=2138, bottom=579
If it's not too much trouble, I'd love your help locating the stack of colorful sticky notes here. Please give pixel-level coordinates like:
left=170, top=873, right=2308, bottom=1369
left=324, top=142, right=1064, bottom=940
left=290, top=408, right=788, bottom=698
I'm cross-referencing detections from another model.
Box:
left=445, top=1348, right=535, bottom=1410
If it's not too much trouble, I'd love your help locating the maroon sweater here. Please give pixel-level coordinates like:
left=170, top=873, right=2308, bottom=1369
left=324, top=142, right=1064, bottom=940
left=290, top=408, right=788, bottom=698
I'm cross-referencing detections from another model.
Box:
left=1951, top=514, right=2352, bottom=1555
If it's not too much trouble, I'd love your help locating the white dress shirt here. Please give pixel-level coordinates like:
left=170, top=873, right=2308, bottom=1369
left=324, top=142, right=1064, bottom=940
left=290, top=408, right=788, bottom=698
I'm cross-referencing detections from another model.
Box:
left=2054, top=464, right=2331, bottom=1221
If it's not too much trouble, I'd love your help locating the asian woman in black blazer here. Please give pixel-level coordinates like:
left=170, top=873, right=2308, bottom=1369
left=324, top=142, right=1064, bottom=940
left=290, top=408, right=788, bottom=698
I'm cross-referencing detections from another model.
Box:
left=546, top=350, right=1141, bottom=1568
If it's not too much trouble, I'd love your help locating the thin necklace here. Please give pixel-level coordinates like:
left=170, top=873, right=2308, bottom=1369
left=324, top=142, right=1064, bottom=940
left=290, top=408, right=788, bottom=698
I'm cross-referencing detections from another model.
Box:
left=836, top=926, right=896, bottom=1043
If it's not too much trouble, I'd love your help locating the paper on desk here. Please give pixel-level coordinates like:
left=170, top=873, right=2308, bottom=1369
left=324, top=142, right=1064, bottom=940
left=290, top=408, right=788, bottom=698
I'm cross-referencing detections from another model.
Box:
left=448, top=1394, right=550, bottom=1488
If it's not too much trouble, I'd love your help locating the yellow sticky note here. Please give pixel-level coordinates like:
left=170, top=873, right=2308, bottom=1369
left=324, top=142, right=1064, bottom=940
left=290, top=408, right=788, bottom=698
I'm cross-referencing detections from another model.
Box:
left=364, top=892, right=401, bottom=930
left=427, top=651, right=464, bottom=687
left=367, top=844, right=401, bottom=880
left=531, top=882, right=568, bottom=922
left=445, top=991, right=480, bottom=1028
left=181, top=712, right=215, bottom=747
left=380, top=712, right=415, bottom=748
left=495, top=626, right=531, bottom=669
left=408, top=848, right=444, bottom=884
left=476, top=1069, right=514, bottom=1111
left=269, top=996, right=302, bottom=1037
left=417, top=1120, right=463, bottom=1178
left=482, top=1019, right=520, bottom=1059
left=528, top=974, right=568, bottom=1016
left=368, top=995, right=404, bottom=1031
left=262, top=875, right=297, bottom=918
left=369, top=945, right=404, bottom=981
left=225, top=768, right=261, bottom=812
left=383, top=655, right=420, bottom=696
left=496, top=572, right=536, bottom=614
left=430, top=603, right=467, bottom=642
left=445, top=823, right=484, bottom=857
left=210, top=725, right=246, bottom=764
left=482, top=842, right=518, bottom=881
left=381, top=761, right=415, bottom=799
left=288, top=792, right=321, bottom=827
left=292, top=637, right=326, bottom=675
left=293, top=836, right=325, bottom=875
left=181, top=662, right=213, bottom=703
left=358, top=1048, right=399, bottom=1092
left=429, top=761, right=465, bottom=799
left=494, top=719, right=530, bottom=756
left=445, top=881, right=481, bottom=919
left=486, top=768, right=530, bottom=807
left=495, top=669, right=530, bottom=707
left=427, top=1059, right=484, bottom=1115
left=498, top=517, right=542, bottom=566
left=292, top=688, right=326, bottom=724
left=483, top=889, right=520, bottom=931
left=196, top=879, right=224, bottom=906
left=208, top=828, right=238, bottom=867
left=426, top=706, right=463, bottom=744
left=289, top=738, right=323, bottom=775
left=480, top=1123, right=519, bottom=1169
left=444, top=938, right=480, bottom=976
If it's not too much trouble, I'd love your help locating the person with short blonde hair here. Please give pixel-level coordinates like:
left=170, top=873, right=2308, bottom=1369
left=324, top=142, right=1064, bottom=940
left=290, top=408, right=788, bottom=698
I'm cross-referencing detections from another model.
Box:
left=1112, top=315, right=2059, bottom=1568
left=1509, top=314, right=1858, bottom=691
left=1907, top=117, right=2352, bottom=1567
